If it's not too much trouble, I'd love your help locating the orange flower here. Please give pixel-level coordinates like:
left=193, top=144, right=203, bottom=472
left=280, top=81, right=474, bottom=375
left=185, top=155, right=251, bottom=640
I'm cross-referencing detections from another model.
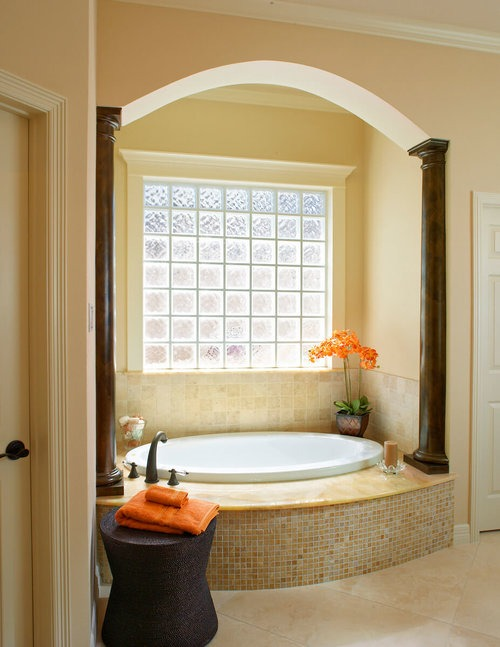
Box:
left=308, top=329, right=360, bottom=362
left=359, top=346, right=378, bottom=370
left=308, top=330, right=379, bottom=415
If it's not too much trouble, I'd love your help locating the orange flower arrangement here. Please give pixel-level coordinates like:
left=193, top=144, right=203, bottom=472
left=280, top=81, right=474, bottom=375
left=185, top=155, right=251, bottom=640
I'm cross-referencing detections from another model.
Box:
left=309, top=330, right=379, bottom=415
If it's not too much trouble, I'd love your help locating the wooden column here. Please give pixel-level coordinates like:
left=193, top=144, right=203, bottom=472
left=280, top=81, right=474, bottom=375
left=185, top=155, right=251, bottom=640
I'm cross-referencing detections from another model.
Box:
left=405, top=138, right=450, bottom=474
left=96, top=107, right=124, bottom=496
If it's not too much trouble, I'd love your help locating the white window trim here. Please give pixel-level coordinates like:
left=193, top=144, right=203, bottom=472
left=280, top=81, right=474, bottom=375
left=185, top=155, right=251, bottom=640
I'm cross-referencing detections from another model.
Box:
left=120, top=149, right=355, bottom=371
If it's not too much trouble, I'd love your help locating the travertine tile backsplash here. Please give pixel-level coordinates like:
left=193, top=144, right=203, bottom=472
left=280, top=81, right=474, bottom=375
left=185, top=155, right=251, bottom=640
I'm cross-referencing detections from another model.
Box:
left=363, top=370, right=419, bottom=453
left=116, top=369, right=419, bottom=453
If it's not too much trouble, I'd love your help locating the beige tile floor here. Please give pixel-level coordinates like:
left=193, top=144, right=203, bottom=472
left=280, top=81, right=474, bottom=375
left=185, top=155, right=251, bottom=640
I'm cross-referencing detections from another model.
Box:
left=98, top=531, right=500, bottom=646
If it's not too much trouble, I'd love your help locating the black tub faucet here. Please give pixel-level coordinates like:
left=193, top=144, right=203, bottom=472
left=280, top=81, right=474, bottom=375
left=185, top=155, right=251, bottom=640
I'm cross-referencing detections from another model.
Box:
left=145, top=431, right=167, bottom=483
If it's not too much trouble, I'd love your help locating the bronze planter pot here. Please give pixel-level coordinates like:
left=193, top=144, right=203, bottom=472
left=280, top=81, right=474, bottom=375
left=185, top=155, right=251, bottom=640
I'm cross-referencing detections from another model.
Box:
left=335, top=412, right=370, bottom=437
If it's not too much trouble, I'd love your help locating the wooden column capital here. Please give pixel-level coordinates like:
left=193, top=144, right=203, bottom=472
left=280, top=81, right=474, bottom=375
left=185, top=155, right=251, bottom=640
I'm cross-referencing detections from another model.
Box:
left=97, top=107, right=121, bottom=135
left=408, top=138, right=448, bottom=164
left=96, top=106, right=123, bottom=496
left=405, top=138, right=450, bottom=474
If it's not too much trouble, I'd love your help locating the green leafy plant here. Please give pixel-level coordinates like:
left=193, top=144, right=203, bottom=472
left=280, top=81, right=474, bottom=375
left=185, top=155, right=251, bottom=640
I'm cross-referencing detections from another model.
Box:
left=334, top=394, right=372, bottom=416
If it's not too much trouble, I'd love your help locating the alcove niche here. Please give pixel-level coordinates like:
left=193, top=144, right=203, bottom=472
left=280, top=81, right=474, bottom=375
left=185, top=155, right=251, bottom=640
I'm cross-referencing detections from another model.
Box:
left=95, top=61, right=449, bottom=496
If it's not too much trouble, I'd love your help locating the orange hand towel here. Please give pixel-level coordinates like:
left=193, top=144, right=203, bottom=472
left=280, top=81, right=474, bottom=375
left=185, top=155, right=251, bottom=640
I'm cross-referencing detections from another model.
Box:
left=145, top=484, right=188, bottom=508
left=115, top=490, right=219, bottom=535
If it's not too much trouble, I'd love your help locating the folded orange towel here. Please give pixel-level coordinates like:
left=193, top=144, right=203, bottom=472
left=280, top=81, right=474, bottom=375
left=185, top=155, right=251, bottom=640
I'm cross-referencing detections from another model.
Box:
left=145, top=485, right=188, bottom=508
left=115, top=490, right=219, bottom=535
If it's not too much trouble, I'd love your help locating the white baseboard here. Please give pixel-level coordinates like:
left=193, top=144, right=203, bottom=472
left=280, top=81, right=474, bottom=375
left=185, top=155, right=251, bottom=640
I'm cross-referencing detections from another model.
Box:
left=453, top=524, right=471, bottom=545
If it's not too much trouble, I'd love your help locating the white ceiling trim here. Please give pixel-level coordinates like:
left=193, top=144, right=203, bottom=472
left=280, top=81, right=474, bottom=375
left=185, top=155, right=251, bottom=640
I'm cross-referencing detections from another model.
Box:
left=116, top=0, right=500, bottom=54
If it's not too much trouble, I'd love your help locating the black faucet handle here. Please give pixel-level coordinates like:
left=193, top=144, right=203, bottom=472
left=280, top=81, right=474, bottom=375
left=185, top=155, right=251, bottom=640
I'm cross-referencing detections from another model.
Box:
left=167, top=468, right=189, bottom=486
left=128, top=461, right=140, bottom=479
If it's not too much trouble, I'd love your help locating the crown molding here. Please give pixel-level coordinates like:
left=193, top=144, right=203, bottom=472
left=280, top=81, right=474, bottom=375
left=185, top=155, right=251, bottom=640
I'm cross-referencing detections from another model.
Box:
left=119, top=148, right=356, bottom=186
left=116, top=0, right=500, bottom=54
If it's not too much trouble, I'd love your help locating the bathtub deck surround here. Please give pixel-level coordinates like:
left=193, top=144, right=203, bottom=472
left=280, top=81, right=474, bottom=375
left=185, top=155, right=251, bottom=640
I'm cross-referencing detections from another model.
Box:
left=106, top=370, right=439, bottom=590
left=96, top=459, right=454, bottom=591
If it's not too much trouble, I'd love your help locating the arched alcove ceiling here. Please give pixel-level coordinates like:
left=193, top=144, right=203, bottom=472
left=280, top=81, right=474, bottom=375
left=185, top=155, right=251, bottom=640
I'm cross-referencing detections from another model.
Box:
left=122, top=60, right=429, bottom=151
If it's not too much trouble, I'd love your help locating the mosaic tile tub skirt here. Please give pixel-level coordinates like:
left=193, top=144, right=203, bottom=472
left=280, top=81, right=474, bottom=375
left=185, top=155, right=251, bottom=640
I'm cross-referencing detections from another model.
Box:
left=97, top=480, right=454, bottom=591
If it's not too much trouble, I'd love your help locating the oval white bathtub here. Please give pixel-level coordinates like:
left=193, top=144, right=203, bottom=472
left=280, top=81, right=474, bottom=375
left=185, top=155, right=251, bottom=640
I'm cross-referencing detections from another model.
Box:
left=125, top=432, right=383, bottom=483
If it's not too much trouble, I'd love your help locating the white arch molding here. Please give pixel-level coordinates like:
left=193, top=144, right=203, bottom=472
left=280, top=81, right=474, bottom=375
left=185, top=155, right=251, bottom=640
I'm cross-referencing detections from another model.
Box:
left=121, top=60, right=429, bottom=150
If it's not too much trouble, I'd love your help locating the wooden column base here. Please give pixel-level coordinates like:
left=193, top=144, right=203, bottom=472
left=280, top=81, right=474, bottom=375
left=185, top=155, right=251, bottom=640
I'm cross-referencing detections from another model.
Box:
left=404, top=453, right=449, bottom=475
left=96, top=479, right=124, bottom=498
left=96, top=465, right=124, bottom=497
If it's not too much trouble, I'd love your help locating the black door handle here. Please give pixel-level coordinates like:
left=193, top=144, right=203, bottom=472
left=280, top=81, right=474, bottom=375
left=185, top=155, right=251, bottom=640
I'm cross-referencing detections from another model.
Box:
left=0, top=440, right=30, bottom=460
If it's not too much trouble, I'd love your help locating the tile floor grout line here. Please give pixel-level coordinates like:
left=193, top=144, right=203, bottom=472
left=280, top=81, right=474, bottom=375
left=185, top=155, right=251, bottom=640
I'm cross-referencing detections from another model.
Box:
left=217, top=601, right=500, bottom=647
left=318, top=580, right=474, bottom=627
left=448, top=535, right=489, bottom=633
left=215, top=611, right=306, bottom=647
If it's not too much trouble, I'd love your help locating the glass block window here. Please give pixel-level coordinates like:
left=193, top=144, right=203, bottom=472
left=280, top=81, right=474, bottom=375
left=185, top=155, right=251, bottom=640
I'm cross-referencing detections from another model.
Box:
left=142, top=181, right=329, bottom=370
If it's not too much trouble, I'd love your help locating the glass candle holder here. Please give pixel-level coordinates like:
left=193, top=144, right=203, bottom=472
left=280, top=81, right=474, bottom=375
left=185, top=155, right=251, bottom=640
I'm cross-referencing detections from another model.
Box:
left=377, top=459, right=406, bottom=475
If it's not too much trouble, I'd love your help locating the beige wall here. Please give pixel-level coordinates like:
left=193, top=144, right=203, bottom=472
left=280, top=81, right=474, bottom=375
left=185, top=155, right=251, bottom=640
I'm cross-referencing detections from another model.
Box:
left=1, top=0, right=96, bottom=644
left=363, top=128, right=422, bottom=379
left=115, top=97, right=364, bottom=163
left=98, top=1, right=500, bottom=527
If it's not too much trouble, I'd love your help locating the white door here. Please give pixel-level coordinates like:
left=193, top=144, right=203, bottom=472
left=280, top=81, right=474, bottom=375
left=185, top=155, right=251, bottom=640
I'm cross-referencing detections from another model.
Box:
left=474, top=192, right=500, bottom=532
left=0, top=107, right=33, bottom=645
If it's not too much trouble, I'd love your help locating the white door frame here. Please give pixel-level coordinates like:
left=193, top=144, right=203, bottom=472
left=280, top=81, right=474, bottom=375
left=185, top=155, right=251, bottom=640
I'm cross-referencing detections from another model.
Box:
left=471, top=191, right=500, bottom=541
left=0, top=69, right=71, bottom=645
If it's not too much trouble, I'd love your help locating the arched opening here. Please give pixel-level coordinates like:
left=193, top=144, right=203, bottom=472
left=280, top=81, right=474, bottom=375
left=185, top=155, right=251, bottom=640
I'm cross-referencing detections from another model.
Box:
left=96, top=61, right=448, bottom=496
left=122, top=61, right=429, bottom=151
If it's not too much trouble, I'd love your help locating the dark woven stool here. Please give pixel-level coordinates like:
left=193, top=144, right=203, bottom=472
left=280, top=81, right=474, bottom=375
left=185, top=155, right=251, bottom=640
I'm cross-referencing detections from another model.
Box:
left=100, top=508, right=218, bottom=647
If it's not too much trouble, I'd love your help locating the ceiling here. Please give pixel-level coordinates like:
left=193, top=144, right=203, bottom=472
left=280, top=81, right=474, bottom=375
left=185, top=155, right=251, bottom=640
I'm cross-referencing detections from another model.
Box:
left=189, top=83, right=346, bottom=113
left=118, top=0, right=500, bottom=53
